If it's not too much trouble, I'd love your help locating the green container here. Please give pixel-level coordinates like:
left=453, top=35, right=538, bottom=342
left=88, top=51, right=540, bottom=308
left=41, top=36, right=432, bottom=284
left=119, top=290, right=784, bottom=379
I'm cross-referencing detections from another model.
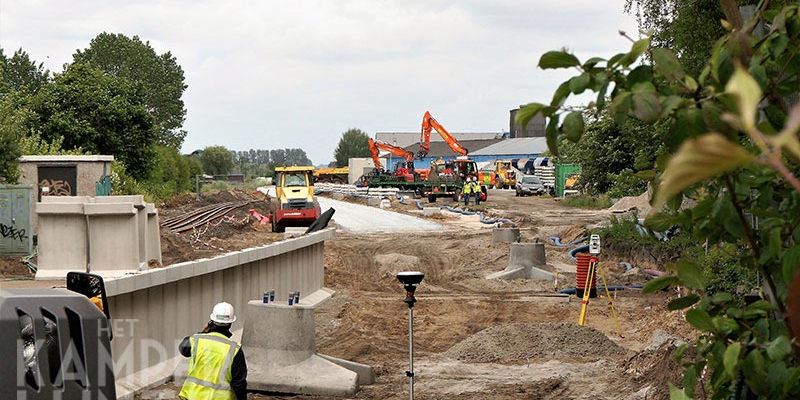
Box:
left=555, top=164, right=581, bottom=197
left=0, top=185, right=33, bottom=254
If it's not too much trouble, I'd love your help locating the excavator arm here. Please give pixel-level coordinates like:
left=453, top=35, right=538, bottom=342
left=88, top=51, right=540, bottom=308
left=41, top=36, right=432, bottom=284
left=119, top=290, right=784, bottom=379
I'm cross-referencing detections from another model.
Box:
left=369, top=138, right=415, bottom=170
left=419, top=111, right=469, bottom=157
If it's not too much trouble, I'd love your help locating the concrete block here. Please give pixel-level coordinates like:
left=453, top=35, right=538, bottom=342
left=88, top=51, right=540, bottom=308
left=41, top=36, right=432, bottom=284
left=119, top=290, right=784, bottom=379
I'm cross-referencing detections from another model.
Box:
left=35, top=213, right=88, bottom=280
left=319, top=354, right=375, bottom=385
left=87, top=214, right=139, bottom=275
left=509, top=242, right=546, bottom=268
left=241, top=300, right=363, bottom=396
left=486, top=266, right=527, bottom=281
left=84, top=202, right=136, bottom=215
left=487, top=242, right=553, bottom=282
left=36, top=202, right=84, bottom=214
left=422, top=207, right=440, bottom=216
left=492, top=227, right=521, bottom=243
left=145, top=204, right=162, bottom=267
left=367, top=197, right=381, bottom=207
left=41, top=195, right=92, bottom=204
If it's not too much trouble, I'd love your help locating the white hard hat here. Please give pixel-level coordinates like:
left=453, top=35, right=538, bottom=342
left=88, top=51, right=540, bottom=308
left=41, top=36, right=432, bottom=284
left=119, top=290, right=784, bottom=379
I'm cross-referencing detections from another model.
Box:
left=210, top=302, right=236, bottom=324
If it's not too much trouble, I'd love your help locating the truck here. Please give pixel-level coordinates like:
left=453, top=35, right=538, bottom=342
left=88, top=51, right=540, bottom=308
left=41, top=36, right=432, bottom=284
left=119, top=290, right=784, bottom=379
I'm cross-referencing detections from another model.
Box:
left=490, top=160, right=517, bottom=189
left=271, top=166, right=321, bottom=232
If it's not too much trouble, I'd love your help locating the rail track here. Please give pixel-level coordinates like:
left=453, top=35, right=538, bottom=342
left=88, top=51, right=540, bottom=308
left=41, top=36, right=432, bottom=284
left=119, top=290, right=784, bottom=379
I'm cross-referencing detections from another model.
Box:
left=161, top=201, right=255, bottom=233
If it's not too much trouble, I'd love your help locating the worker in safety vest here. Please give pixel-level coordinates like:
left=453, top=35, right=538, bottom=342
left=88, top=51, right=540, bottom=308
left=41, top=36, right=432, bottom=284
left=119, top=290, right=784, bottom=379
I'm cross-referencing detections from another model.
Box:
left=471, top=178, right=482, bottom=205
left=179, top=302, right=247, bottom=400
left=462, top=176, right=473, bottom=205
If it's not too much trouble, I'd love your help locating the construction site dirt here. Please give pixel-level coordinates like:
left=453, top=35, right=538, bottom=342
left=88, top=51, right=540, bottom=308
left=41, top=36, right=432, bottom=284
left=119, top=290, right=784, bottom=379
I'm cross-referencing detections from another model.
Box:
left=134, top=190, right=693, bottom=399
left=2, top=188, right=692, bottom=399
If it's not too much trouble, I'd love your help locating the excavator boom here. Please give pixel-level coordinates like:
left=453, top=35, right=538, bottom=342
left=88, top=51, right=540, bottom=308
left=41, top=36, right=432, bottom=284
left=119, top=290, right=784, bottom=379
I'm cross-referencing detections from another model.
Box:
left=419, top=111, right=468, bottom=157
left=368, top=138, right=415, bottom=170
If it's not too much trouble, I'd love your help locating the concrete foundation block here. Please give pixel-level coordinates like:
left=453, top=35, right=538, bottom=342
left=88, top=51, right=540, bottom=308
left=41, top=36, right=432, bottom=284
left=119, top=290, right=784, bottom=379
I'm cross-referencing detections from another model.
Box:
left=485, top=266, right=527, bottom=281
left=240, top=300, right=368, bottom=396
left=319, top=354, right=376, bottom=385
left=487, top=242, right=553, bottom=282
left=145, top=204, right=162, bottom=267
left=492, top=227, right=521, bottom=243
left=35, top=203, right=88, bottom=280
left=367, top=197, right=381, bottom=207
left=422, top=207, right=440, bottom=216
left=509, top=242, right=546, bottom=268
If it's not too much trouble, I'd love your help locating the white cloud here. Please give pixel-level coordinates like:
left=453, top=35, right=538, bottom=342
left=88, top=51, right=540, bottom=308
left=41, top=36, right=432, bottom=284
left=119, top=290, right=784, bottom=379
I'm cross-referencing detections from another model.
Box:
left=0, top=0, right=638, bottom=164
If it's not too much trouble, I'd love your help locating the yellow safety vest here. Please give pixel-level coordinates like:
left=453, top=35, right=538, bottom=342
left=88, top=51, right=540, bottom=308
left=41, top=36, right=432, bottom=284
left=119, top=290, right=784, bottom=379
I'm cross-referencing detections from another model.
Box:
left=179, top=332, right=241, bottom=400
left=472, top=182, right=481, bottom=193
left=462, top=183, right=472, bottom=194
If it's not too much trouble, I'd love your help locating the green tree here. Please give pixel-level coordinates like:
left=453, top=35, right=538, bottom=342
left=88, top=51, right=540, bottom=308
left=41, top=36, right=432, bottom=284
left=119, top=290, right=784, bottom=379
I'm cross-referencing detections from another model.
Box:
left=0, top=47, right=49, bottom=95
left=518, top=3, right=800, bottom=397
left=30, top=63, right=156, bottom=179
left=200, top=145, right=234, bottom=175
left=333, top=128, right=370, bottom=167
left=558, top=111, right=664, bottom=195
left=73, top=33, right=187, bottom=148
left=0, top=99, right=23, bottom=183
left=625, top=0, right=727, bottom=77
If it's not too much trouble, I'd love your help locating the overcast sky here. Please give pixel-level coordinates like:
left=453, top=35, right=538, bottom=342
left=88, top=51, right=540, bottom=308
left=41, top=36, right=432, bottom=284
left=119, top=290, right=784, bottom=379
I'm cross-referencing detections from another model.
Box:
left=0, top=1, right=639, bottom=164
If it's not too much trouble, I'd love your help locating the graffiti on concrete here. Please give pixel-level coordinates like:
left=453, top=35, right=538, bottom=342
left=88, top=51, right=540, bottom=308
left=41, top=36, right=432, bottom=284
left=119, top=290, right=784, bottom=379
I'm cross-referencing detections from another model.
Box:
left=0, top=223, right=28, bottom=242
left=40, top=179, right=72, bottom=196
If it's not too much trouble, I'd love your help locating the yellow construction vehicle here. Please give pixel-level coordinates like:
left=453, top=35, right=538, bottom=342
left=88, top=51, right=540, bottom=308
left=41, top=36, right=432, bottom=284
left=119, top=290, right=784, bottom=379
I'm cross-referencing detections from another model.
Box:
left=314, top=167, right=349, bottom=184
left=271, top=166, right=320, bottom=232
left=491, top=160, right=517, bottom=189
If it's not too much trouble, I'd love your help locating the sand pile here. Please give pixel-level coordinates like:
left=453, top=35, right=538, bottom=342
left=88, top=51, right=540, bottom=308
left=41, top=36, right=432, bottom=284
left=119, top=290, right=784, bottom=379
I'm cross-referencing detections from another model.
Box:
left=446, top=322, right=625, bottom=363
left=608, top=192, right=651, bottom=215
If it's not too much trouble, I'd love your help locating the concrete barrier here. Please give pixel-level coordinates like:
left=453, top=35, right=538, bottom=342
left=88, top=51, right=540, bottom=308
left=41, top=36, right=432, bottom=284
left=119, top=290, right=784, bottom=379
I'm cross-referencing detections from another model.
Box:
left=238, top=300, right=372, bottom=396
left=105, top=228, right=335, bottom=399
left=486, top=242, right=554, bottom=281
left=36, top=196, right=162, bottom=279
left=492, top=227, right=520, bottom=243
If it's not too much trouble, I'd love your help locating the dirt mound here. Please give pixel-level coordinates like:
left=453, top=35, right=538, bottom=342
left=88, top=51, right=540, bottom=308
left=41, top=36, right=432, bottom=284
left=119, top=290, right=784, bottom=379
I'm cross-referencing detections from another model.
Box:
left=558, top=224, right=587, bottom=243
left=624, top=338, right=690, bottom=399
left=446, top=322, right=625, bottom=363
left=608, top=192, right=651, bottom=215
left=373, top=253, right=419, bottom=277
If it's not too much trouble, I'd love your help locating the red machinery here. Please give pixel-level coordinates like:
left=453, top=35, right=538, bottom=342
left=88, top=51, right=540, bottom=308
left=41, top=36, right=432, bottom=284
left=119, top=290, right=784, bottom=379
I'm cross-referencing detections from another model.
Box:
left=368, top=138, right=417, bottom=181
left=419, top=111, right=469, bottom=157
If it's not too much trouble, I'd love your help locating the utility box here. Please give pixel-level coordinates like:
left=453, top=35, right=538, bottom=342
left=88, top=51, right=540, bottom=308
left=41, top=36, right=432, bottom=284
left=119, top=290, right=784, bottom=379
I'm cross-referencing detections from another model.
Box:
left=555, top=164, right=581, bottom=197
left=0, top=185, right=33, bottom=255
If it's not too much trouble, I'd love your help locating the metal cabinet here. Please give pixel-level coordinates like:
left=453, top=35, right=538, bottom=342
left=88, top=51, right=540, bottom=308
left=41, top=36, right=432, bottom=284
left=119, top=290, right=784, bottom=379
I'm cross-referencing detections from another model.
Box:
left=0, top=185, right=33, bottom=254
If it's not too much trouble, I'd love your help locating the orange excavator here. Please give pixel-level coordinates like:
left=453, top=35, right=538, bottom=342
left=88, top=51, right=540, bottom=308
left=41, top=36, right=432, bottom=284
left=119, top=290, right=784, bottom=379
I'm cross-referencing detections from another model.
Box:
left=419, top=110, right=469, bottom=157
left=368, top=138, right=417, bottom=182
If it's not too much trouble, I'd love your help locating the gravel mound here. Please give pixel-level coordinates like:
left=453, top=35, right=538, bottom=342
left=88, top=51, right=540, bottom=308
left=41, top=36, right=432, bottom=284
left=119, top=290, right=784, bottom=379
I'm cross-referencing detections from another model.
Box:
left=446, top=322, right=624, bottom=363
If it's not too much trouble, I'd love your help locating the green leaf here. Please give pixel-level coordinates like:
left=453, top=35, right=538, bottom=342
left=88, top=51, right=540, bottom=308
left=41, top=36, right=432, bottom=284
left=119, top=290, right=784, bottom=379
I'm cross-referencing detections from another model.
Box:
left=677, top=261, right=705, bottom=289
left=582, top=57, right=605, bottom=69
left=714, top=317, right=739, bottom=333
left=545, top=115, right=559, bottom=157
left=711, top=292, right=734, bottom=304
left=668, top=294, right=700, bottom=310
left=550, top=81, right=571, bottom=108
left=645, top=212, right=675, bottom=231
left=724, top=342, right=742, bottom=379
left=562, top=111, right=585, bottom=142
left=643, top=275, right=678, bottom=293
left=661, top=95, right=687, bottom=118
left=725, top=66, right=762, bottom=130
left=684, top=75, right=698, bottom=92
left=668, top=383, right=691, bottom=400
left=539, top=50, right=580, bottom=69
left=619, top=38, right=650, bottom=67
left=515, top=103, right=548, bottom=130
left=569, top=73, right=591, bottom=94
left=652, top=48, right=685, bottom=82
left=632, top=91, right=662, bottom=123
left=782, top=245, right=800, bottom=285
left=766, top=336, right=792, bottom=361
left=652, top=133, right=755, bottom=212
left=682, top=364, right=698, bottom=398
left=685, top=308, right=714, bottom=331
left=596, top=81, right=609, bottom=111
